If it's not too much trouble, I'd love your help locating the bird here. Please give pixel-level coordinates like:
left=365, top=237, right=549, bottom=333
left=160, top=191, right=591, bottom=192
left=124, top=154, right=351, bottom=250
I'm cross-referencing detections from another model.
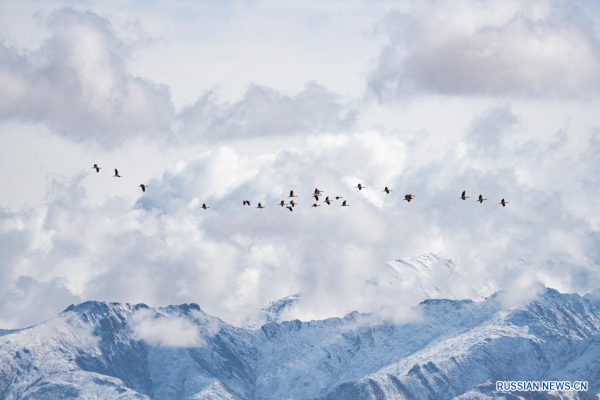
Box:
left=313, top=194, right=320, bottom=202
left=92, top=164, right=101, bottom=173
left=257, top=203, right=265, bottom=209
left=311, top=203, right=320, bottom=208
left=242, top=200, right=251, bottom=206
left=324, top=196, right=332, bottom=205
left=460, top=190, right=469, bottom=200
left=286, top=206, right=293, bottom=212
left=288, top=190, right=298, bottom=198
left=139, top=184, right=148, bottom=192
left=404, top=194, right=415, bottom=202
left=383, top=186, right=392, bottom=194
left=477, top=194, right=487, bottom=204
left=289, top=200, right=297, bottom=207
left=314, top=188, right=324, bottom=196
left=499, top=199, right=509, bottom=207
left=356, top=183, right=365, bottom=190
left=201, top=203, right=209, bottom=210
left=335, top=196, right=343, bottom=200
left=113, top=169, right=122, bottom=178
left=279, top=200, right=286, bottom=207
left=341, top=200, right=349, bottom=207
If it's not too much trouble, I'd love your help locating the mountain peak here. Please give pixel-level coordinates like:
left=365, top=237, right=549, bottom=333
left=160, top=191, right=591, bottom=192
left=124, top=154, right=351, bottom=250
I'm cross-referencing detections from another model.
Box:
left=3, top=287, right=600, bottom=399
left=62, top=300, right=149, bottom=315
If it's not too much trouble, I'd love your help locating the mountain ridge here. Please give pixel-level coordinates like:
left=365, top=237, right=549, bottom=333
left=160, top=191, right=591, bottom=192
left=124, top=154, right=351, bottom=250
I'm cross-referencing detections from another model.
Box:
left=1, top=286, right=600, bottom=399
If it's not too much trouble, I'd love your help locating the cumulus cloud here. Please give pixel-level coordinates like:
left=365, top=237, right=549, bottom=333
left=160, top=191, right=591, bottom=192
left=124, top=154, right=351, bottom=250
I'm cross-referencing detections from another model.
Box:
left=0, top=277, right=80, bottom=328
left=370, top=0, right=600, bottom=100
left=1, top=5, right=600, bottom=329
left=1, top=105, right=600, bottom=328
left=131, top=309, right=204, bottom=347
left=176, top=82, right=357, bottom=142
left=0, top=8, right=356, bottom=147
left=0, top=8, right=174, bottom=147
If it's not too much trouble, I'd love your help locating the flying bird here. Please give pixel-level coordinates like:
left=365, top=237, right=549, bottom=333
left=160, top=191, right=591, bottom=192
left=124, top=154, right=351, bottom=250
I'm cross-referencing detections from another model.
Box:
left=499, top=199, right=509, bottom=207
left=460, top=191, right=469, bottom=200
left=201, top=203, right=209, bottom=210
left=92, top=164, right=101, bottom=173
left=288, top=190, right=298, bottom=198
left=335, top=196, right=343, bottom=200
left=286, top=206, right=293, bottom=212
left=478, top=195, right=487, bottom=204
left=324, top=196, right=332, bottom=205
left=356, top=183, right=365, bottom=190
left=113, top=169, right=122, bottom=178
left=279, top=200, right=286, bottom=207
left=313, top=194, right=320, bottom=202
left=404, top=194, right=415, bottom=202
left=341, top=200, right=349, bottom=207
left=289, top=200, right=297, bottom=207
left=383, top=186, right=392, bottom=194
left=257, top=203, right=265, bottom=209
left=242, top=200, right=251, bottom=206
left=139, top=184, right=148, bottom=192
left=314, top=188, right=324, bottom=196
left=311, top=203, right=320, bottom=208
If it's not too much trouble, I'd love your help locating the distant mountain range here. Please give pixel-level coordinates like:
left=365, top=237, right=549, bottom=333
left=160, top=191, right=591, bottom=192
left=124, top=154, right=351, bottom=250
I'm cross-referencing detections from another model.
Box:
left=1, top=255, right=599, bottom=399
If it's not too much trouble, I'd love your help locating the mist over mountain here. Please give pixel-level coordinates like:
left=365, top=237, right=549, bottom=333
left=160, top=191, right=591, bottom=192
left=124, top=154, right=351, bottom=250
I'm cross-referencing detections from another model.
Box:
left=1, top=267, right=599, bottom=399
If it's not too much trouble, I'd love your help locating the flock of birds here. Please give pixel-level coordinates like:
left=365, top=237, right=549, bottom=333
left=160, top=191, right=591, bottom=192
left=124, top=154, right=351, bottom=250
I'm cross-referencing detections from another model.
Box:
left=92, top=164, right=510, bottom=210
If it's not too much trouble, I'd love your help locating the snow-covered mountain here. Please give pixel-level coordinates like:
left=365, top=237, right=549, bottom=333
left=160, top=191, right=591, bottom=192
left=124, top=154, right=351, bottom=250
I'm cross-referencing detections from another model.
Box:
left=246, top=254, right=489, bottom=329
left=385, top=253, right=495, bottom=301
left=244, top=293, right=301, bottom=329
left=2, top=287, right=600, bottom=399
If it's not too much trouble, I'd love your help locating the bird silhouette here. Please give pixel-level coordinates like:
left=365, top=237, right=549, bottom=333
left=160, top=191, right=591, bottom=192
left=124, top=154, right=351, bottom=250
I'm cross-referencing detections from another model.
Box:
left=92, top=164, right=101, bottom=173
left=499, top=199, right=509, bottom=207
left=313, top=194, right=320, bottom=202
left=139, top=184, right=148, bottom=192
left=279, top=200, right=286, bottom=207
left=460, top=191, right=469, bottom=200
left=288, top=190, right=297, bottom=198
left=289, top=200, right=297, bottom=207
left=257, top=203, right=265, bottom=209
left=113, top=169, right=122, bottom=178
left=341, top=200, right=349, bottom=207
left=242, top=200, right=251, bottom=206
left=286, top=206, right=293, bottom=212
left=383, top=187, right=392, bottom=194
left=314, top=188, right=324, bottom=196
left=201, top=203, right=209, bottom=210
left=311, top=203, right=320, bottom=208
left=356, top=183, right=365, bottom=190
left=478, top=195, right=487, bottom=204
left=404, top=194, right=415, bottom=202
left=335, top=196, right=343, bottom=200
left=324, top=196, right=332, bottom=205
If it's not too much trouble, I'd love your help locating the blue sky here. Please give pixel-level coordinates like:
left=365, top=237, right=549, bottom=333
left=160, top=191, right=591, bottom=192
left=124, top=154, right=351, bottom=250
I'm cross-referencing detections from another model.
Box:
left=1, top=0, right=600, bottom=328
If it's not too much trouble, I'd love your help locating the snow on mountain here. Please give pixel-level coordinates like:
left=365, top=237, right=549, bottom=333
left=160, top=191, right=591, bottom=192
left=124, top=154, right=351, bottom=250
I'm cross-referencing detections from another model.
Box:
left=244, top=293, right=301, bottom=329
left=385, top=253, right=495, bottom=301
left=2, top=287, right=600, bottom=399
left=245, top=254, right=489, bottom=329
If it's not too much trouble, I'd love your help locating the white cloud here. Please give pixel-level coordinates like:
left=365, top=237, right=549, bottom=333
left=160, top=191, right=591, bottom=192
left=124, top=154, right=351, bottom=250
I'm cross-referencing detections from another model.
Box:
left=176, top=82, right=357, bottom=142
left=1, top=113, right=600, bottom=328
left=131, top=309, right=204, bottom=347
left=0, top=8, right=174, bottom=147
left=370, top=0, right=600, bottom=100
left=0, top=277, right=80, bottom=328
left=0, top=2, right=599, bottom=330
left=0, top=8, right=356, bottom=148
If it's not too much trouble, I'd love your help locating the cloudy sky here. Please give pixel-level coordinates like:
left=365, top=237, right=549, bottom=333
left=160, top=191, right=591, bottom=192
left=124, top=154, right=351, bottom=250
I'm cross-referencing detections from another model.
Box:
left=1, top=0, right=600, bottom=329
